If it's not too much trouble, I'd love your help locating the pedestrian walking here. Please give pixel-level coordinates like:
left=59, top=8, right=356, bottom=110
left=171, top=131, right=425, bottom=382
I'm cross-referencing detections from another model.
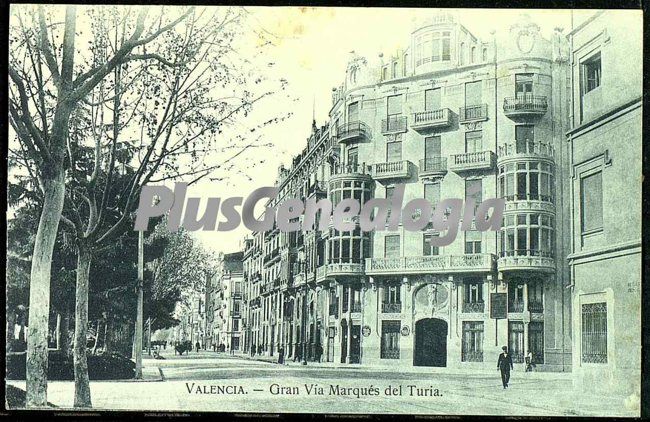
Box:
left=525, top=350, right=535, bottom=372
left=195, top=341, right=200, bottom=353
left=315, top=343, right=323, bottom=363
left=278, top=347, right=285, bottom=365
left=497, top=346, right=514, bottom=389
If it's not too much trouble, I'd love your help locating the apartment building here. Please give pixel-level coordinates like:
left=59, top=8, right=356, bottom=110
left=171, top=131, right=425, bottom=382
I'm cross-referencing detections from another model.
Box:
left=566, top=11, right=642, bottom=394
left=214, top=252, right=245, bottom=352
left=243, top=13, right=574, bottom=370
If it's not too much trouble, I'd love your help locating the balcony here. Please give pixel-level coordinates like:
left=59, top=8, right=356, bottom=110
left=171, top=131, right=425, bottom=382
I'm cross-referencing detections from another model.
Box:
left=449, top=151, right=495, bottom=173
left=419, top=157, right=447, bottom=179
left=508, top=301, right=524, bottom=313
left=329, top=303, right=339, bottom=317
left=335, top=121, right=371, bottom=144
left=330, top=162, right=373, bottom=182
left=411, top=108, right=452, bottom=132
left=462, top=301, right=485, bottom=313
left=528, top=300, right=544, bottom=313
left=497, top=140, right=554, bottom=165
left=381, top=115, right=407, bottom=135
left=498, top=251, right=555, bottom=273
left=503, top=95, right=548, bottom=119
left=316, top=262, right=365, bottom=282
left=351, top=302, right=362, bottom=313
left=372, top=160, right=413, bottom=182
left=366, top=253, right=495, bottom=275
left=459, top=104, right=488, bottom=123
left=382, top=302, right=402, bottom=313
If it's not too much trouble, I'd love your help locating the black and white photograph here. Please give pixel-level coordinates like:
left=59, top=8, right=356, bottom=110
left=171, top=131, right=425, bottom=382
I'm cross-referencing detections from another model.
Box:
left=5, top=4, right=644, bottom=417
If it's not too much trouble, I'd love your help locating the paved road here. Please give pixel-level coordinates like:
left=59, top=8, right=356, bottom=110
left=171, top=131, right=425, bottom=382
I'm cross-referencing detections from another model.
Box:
left=6, top=351, right=639, bottom=416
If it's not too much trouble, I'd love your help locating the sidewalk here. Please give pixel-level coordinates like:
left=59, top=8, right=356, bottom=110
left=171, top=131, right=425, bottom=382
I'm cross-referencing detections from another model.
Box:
left=223, top=351, right=571, bottom=380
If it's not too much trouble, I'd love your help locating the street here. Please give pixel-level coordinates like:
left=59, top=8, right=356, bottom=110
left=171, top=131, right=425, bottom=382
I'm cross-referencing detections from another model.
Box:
left=6, top=349, right=639, bottom=416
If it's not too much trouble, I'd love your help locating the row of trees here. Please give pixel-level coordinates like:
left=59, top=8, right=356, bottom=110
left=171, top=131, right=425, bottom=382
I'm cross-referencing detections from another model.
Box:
left=8, top=5, right=284, bottom=407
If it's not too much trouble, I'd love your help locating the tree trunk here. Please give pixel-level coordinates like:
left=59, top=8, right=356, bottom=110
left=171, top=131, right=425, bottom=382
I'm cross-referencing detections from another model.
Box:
left=58, top=311, right=70, bottom=355
left=104, top=318, right=112, bottom=353
left=91, top=320, right=101, bottom=355
left=102, top=319, right=109, bottom=353
left=7, top=310, right=16, bottom=352
left=26, top=172, right=66, bottom=408
left=55, top=314, right=61, bottom=350
left=73, top=246, right=92, bottom=408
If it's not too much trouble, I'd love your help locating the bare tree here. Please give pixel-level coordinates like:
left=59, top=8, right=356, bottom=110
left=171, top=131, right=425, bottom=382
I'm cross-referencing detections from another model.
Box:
left=9, top=5, right=287, bottom=407
left=9, top=5, right=195, bottom=407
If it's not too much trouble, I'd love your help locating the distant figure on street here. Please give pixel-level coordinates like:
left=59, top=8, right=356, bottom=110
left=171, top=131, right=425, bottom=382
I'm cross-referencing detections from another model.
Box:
left=251, top=344, right=256, bottom=356
left=195, top=341, right=200, bottom=353
left=497, top=346, right=514, bottom=389
left=258, top=345, right=263, bottom=355
left=525, top=351, right=535, bottom=372
left=278, top=347, right=285, bottom=365
left=212, top=343, right=216, bottom=352
left=315, top=343, right=323, bottom=363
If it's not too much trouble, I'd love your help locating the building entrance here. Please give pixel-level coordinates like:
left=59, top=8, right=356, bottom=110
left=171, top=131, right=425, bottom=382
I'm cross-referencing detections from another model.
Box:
left=414, top=318, right=448, bottom=367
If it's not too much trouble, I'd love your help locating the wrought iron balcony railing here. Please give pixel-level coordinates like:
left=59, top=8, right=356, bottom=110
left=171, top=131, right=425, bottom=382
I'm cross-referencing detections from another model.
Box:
left=462, top=301, right=485, bottom=313
left=503, top=95, right=548, bottom=117
left=382, top=302, right=402, bottom=313
left=381, top=115, right=408, bottom=134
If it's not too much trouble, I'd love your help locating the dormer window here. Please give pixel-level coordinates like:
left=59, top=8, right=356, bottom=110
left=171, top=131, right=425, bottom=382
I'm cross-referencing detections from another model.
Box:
left=415, top=31, right=452, bottom=66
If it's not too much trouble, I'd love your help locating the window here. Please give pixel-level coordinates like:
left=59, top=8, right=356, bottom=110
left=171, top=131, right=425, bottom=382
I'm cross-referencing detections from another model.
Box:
left=515, top=125, right=534, bottom=152
left=233, top=319, right=240, bottom=331
left=423, top=136, right=442, bottom=172
left=581, top=302, right=607, bottom=363
left=528, top=322, right=544, bottom=364
left=498, top=161, right=554, bottom=202
left=465, top=231, right=482, bottom=254
left=465, top=80, right=482, bottom=106
left=384, top=285, right=401, bottom=304
left=382, top=67, right=388, bottom=80
left=482, top=47, right=488, bottom=62
left=424, top=182, right=440, bottom=209
left=508, top=321, right=525, bottom=363
left=515, top=74, right=534, bottom=98
left=381, top=321, right=401, bottom=359
left=415, top=31, right=451, bottom=65
left=403, top=54, right=409, bottom=75
left=347, top=146, right=358, bottom=167
left=582, top=53, right=601, bottom=94
left=347, top=101, right=359, bottom=123
left=462, top=322, right=484, bottom=362
left=464, top=278, right=483, bottom=303
left=471, top=46, right=476, bottom=63
left=342, top=286, right=349, bottom=313
left=384, top=235, right=400, bottom=258
left=459, top=42, right=465, bottom=66
left=465, top=179, right=482, bottom=214
left=580, top=171, right=603, bottom=233
left=423, top=233, right=439, bottom=256
left=392, top=61, right=398, bottom=78
left=508, top=282, right=525, bottom=313
left=387, top=94, right=403, bottom=117
left=528, top=280, right=544, bottom=313
left=386, top=141, right=402, bottom=162
left=465, top=131, right=482, bottom=154
left=424, top=88, right=441, bottom=111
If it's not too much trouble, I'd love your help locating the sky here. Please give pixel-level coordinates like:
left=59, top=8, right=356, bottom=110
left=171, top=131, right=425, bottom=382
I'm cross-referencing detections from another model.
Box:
left=190, top=7, right=580, bottom=255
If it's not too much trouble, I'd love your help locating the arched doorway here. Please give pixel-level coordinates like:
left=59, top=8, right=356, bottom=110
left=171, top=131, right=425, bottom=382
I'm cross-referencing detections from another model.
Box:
left=414, top=318, right=448, bottom=367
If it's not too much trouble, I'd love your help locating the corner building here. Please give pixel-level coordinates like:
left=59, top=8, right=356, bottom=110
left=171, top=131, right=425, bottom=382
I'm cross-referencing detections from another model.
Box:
left=243, top=13, right=573, bottom=371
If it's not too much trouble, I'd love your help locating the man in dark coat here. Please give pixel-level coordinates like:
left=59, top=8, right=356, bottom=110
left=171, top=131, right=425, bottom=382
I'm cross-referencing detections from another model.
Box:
left=497, top=346, right=514, bottom=389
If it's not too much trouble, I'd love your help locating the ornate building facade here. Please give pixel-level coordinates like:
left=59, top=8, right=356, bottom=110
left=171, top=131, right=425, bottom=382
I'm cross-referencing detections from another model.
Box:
left=242, top=13, right=574, bottom=370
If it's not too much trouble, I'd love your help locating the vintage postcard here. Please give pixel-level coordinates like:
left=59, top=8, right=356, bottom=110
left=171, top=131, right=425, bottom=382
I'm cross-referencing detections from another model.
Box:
left=5, top=4, right=643, bottom=417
